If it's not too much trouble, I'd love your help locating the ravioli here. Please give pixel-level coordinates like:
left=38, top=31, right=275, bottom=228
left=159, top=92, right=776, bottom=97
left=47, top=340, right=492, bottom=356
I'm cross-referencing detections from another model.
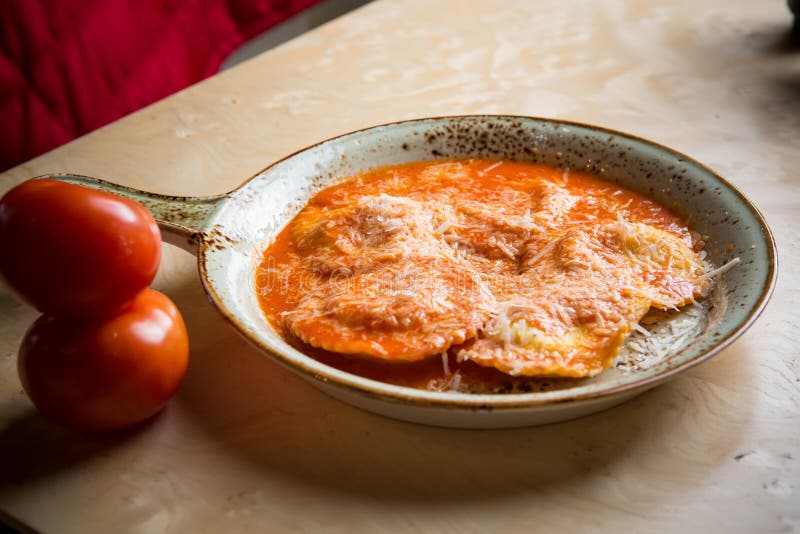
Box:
left=284, top=257, right=495, bottom=361
left=458, top=290, right=652, bottom=377
left=292, top=194, right=450, bottom=274
left=447, top=182, right=580, bottom=263
left=257, top=159, right=711, bottom=385
left=458, top=221, right=706, bottom=377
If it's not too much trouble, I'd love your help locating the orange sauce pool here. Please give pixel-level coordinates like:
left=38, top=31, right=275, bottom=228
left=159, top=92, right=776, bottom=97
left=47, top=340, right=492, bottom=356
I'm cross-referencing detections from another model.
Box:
left=255, top=159, right=699, bottom=392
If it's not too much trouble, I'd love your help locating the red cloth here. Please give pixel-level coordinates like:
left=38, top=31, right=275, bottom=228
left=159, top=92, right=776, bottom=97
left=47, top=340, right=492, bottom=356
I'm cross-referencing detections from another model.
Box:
left=0, top=0, right=320, bottom=171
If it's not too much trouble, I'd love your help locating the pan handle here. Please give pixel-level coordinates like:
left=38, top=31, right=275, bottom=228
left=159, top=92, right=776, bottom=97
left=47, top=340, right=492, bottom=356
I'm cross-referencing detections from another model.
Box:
left=38, top=174, right=226, bottom=254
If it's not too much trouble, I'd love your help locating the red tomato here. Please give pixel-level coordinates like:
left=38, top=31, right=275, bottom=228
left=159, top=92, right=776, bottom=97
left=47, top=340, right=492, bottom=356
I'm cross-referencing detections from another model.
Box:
left=0, top=179, right=161, bottom=318
left=18, top=289, right=189, bottom=431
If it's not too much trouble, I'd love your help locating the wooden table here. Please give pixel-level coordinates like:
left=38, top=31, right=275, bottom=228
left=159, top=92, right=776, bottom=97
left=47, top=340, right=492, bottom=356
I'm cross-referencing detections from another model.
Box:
left=2, top=0, right=798, bottom=531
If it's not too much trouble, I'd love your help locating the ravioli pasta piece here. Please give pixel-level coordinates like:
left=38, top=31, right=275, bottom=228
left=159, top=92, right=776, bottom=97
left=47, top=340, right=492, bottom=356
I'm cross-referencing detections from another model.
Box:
left=526, top=222, right=707, bottom=306
left=450, top=201, right=533, bottom=261
left=460, top=221, right=706, bottom=378
left=612, top=219, right=708, bottom=309
left=528, top=180, right=580, bottom=223
left=284, top=257, right=495, bottom=361
left=291, top=194, right=447, bottom=274
left=459, top=291, right=652, bottom=377
left=449, top=182, right=579, bottom=262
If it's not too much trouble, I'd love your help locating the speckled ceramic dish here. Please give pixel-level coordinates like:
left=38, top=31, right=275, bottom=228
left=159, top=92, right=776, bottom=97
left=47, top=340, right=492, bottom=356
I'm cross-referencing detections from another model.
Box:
left=44, top=116, right=776, bottom=428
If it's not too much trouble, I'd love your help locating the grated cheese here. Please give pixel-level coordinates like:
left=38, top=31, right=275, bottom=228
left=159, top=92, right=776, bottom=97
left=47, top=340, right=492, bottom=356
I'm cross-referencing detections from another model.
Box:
left=699, top=257, right=741, bottom=280
left=261, top=158, right=726, bottom=383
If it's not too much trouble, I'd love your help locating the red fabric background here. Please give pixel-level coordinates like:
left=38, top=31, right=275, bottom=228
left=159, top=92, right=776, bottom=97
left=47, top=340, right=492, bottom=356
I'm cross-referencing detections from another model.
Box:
left=0, top=0, right=320, bottom=171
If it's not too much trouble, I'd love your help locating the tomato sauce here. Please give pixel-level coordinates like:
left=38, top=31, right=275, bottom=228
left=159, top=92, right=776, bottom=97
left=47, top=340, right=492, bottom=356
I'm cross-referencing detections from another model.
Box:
left=255, top=159, right=699, bottom=392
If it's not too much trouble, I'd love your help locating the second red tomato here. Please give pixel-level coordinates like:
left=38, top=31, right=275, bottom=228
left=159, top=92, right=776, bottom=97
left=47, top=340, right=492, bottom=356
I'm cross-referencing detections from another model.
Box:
left=18, top=289, right=189, bottom=431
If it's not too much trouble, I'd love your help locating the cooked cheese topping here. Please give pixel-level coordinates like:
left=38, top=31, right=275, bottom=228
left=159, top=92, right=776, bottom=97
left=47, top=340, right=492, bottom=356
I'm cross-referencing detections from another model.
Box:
left=291, top=194, right=451, bottom=274
left=285, top=257, right=494, bottom=360
left=257, top=159, right=713, bottom=386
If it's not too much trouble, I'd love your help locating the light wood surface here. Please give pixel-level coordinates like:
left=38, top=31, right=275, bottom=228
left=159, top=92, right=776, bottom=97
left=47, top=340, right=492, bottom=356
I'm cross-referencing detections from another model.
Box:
left=1, top=0, right=798, bottom=532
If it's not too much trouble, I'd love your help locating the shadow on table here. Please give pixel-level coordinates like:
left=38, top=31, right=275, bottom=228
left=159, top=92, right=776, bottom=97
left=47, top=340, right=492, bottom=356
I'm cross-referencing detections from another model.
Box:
left=695, top=19, right=800, bottom=182
left=0, top=410, right=148, bottom=487
left=740, top=19, right=800, bottom=55
left=0, top=299, right=150, bottom=489
left=170, top=274, right=760, bottom=504
left=741, top=22, right=800, bottom=107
